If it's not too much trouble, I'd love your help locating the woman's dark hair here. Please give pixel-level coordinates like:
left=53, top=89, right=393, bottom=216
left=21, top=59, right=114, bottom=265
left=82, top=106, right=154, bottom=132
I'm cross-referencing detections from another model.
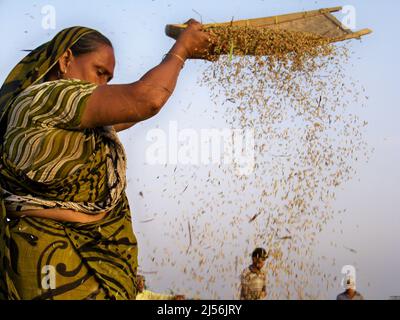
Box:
left=70, top=31, right=113, bottom=56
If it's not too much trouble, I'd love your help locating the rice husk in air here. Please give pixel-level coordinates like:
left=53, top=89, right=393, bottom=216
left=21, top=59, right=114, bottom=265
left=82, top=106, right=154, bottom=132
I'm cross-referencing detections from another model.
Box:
left=141, top=25, right=370, bottom=299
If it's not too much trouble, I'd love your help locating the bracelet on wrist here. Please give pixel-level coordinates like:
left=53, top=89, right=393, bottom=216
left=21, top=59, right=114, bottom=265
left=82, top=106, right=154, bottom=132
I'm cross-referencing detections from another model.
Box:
left=162, top=53, right=186, bottom=68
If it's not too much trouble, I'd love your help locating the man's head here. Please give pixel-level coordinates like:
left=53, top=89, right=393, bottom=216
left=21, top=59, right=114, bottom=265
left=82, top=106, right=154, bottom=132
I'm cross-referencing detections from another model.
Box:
left=47, top=31, right=115, bottom=85
left=251, top=247, right=268, bottom=270
left=137, top=275, right=145, bottom=293
left=344, top=274, right=356, bottom=292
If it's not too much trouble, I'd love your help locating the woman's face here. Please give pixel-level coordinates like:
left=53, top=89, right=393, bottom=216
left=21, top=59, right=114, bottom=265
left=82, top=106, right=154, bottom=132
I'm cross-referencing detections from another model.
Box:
left=62, top=44, right=115, bottom=85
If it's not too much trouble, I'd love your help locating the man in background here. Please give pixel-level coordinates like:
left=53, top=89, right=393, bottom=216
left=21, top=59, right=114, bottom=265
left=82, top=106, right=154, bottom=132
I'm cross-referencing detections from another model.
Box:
left=336, top=274, right=364, bottom=300
left=240, top=247, right=268, bottom=300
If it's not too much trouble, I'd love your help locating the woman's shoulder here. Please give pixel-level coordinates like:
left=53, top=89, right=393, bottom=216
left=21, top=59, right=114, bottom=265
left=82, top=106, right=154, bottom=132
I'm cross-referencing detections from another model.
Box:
left=9, top=79, right=98, bottom=130
left=20, top=79, right=95, bottom=97
left=18, top=79, right=96, bottom=99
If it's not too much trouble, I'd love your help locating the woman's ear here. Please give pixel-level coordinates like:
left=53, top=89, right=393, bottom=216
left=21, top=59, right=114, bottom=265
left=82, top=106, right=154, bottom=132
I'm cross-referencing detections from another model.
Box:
left=58, top=48, right=74, bottom=74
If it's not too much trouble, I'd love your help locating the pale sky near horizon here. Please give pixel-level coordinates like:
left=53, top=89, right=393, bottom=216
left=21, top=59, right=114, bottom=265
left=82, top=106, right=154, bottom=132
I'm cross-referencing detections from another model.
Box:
left=0, top=0, right=399, bottom=299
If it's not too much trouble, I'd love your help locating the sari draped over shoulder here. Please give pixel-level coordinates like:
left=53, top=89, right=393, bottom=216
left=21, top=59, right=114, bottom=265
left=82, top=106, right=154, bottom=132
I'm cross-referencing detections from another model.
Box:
left=0, top=27, right=138, bottom=300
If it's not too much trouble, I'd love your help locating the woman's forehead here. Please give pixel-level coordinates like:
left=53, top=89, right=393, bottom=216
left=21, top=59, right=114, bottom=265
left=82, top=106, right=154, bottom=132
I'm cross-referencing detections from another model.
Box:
left=80, top=45, right=115, bottom=69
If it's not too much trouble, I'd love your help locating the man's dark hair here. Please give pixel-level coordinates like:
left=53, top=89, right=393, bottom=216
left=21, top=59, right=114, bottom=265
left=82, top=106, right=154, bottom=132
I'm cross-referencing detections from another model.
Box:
left=252, top=247, right=268, bottom=260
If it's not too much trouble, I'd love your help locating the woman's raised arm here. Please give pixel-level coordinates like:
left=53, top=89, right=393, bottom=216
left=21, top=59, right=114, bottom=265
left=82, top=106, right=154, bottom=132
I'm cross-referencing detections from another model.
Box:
left=80, top=19, right=211, bottom=129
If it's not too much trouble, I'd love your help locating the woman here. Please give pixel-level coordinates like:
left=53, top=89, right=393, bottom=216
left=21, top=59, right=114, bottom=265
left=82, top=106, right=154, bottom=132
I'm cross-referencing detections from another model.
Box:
left=0, top=20, right=211, bottom=300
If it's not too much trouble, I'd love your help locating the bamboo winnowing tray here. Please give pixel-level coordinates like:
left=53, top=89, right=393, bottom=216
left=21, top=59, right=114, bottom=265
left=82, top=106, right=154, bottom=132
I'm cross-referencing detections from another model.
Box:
left=165, top=6, right=372, bottom=57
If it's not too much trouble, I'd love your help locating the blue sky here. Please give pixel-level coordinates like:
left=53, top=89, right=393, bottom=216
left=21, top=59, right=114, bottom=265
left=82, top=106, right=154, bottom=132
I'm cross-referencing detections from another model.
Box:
left=1, top=0, right=399, bottom=299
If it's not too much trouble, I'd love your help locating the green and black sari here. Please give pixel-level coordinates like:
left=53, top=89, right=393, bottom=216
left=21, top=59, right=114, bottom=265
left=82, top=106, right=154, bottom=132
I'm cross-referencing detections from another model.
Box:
left=0, top=27, right=138, bottom=300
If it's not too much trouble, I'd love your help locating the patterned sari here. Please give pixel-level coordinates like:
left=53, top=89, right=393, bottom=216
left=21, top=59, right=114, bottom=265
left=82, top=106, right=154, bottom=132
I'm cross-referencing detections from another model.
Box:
left=0, top=27, right=138, bottom=300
